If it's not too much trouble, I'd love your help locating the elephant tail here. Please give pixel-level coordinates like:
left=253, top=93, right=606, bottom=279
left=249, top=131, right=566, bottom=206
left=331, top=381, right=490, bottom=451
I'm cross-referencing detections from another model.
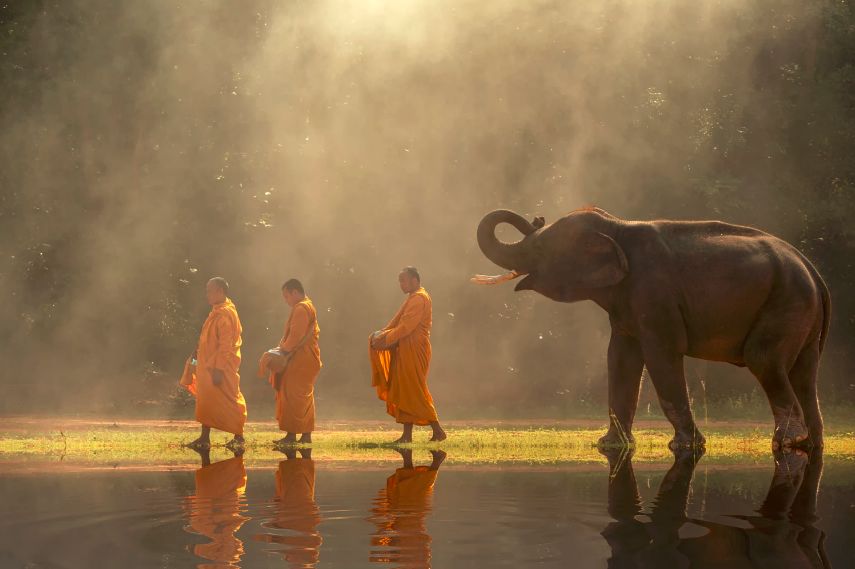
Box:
left=817, top=271, right=831, bottom=354
left=799, top=253, right=832, bottom=354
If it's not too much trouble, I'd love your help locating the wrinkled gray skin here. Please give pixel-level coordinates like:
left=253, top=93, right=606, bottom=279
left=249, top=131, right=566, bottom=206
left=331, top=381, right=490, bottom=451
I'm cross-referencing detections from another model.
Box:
left=477, top=208, right=830, bottom=450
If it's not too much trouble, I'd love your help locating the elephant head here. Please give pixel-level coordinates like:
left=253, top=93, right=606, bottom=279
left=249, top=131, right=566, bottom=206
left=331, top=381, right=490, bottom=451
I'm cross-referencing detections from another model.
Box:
left=475, top=208, right=629, bottom=302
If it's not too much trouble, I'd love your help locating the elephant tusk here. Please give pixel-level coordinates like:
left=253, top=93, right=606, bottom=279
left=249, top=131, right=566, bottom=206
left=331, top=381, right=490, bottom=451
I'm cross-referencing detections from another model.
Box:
left=470, top=271, right=523, bottom=285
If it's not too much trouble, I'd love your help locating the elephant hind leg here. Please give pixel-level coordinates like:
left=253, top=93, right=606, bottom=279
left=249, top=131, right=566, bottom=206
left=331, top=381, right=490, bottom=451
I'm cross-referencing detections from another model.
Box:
left=788, top=342, right=823, bottom=447
left=744, top=321, right=808, bottom=449
left=750, top=364, right=809, bottom=449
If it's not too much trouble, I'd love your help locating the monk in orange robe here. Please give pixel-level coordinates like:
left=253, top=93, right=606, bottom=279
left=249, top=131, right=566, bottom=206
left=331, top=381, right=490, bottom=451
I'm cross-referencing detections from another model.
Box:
left=369, top=267, right=446, bottom=443
left=181, top=277, right=247, bottom=450
left=368, top=448, right=445, bottom=567
left=184, top=451, right=249, bottom=567
left=265, top=278, right=322, bottom=445
left=254, top=448, right=322, bottom=567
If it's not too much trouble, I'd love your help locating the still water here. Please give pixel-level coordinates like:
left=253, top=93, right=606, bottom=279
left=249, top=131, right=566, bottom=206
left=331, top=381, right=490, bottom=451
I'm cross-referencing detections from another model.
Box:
left=0, top=449, right=851, bottom=568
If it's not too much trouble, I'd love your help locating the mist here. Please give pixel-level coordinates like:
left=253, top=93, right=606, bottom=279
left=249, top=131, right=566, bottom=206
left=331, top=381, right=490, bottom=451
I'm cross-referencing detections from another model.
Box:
left=2, top=0, right=853, bottom=418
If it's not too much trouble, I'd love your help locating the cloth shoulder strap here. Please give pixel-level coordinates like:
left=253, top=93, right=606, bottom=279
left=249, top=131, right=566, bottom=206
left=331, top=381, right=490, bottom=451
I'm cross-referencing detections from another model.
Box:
left=291, top=302, right=316, bottom=352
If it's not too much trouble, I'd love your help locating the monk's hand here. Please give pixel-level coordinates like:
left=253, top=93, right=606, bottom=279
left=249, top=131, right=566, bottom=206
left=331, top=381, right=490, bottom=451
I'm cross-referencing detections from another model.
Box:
left=370, top=331, right=386, bottom=350
left=211, top=368, right=225, bottom=386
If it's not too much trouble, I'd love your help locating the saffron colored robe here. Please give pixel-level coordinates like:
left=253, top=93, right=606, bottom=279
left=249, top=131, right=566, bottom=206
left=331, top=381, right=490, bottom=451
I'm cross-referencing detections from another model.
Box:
left=255, top=458, right=322, bottom=566
left=274, top=298, right=322, bottom=433
left=369, top=287, right=438, bottom=425
left=185, top=456, right=248, bottom=567
left=369, top=465, right=438, bottom=566
left=180, top=298, right=247, bottom=435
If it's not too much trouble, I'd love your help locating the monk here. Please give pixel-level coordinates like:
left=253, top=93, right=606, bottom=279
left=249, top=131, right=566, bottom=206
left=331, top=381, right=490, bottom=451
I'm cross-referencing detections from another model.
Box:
left=368, top=448, right=446, bottom=567
left=265, top=279, right=322, bottom=446
left=369, top=267, right=446, bottom=443
left=255, top=448, right=323, bottom=567
left=184, top=448, right=248, bottom=567
left=181, top=277, right=247, bottom=450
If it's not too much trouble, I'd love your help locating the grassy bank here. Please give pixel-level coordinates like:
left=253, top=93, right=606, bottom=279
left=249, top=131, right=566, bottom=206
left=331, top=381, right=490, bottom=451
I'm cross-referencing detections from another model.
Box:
left=0, top=418, right=852, bottom=466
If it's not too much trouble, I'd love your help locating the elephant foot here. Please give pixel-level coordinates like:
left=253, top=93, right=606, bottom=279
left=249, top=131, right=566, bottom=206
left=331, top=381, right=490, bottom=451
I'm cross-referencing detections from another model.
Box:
left=598, top=444, right=636, bottom=464
left=597, top=429, right=636, bottom=449
left=772, top=449, right=809, bottom=481
left=771, top=420, right=810, bottom=451
left=668, top=429, right=705, bottom=451
left=671, top=444, right=705, bottom=464
left=761, top=451, right=809, bottom=519
left=804, top=426, right=824, bottom=450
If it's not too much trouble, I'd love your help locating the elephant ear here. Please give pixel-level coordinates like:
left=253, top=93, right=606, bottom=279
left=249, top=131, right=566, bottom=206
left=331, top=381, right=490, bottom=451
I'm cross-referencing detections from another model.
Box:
left=562, top=232, right=629, bottom=288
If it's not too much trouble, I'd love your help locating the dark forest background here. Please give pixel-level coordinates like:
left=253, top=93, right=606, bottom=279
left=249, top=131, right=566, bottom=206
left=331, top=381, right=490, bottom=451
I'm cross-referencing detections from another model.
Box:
left=1, top=0, right=854, bottom=420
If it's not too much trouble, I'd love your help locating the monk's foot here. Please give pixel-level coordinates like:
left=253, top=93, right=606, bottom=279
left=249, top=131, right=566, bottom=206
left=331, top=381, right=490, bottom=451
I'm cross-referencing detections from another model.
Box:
left=187, top=443, right=211, bottom=466
left=274, top=436, right=297, bottom=447
left=279, top=448, right=298, bottom=460
left=429, top=449, right=447, bottom=470
left=395, top=447, right=414, bottom=468
left=225, top=436, right=245, bottom=451
left=392, top=435, right=413, bottom=444
left=298, top=434, right=312, bottom=444
left=429, top=428, right=447, bottom=442
left=185, top=438, right=211, bottom=450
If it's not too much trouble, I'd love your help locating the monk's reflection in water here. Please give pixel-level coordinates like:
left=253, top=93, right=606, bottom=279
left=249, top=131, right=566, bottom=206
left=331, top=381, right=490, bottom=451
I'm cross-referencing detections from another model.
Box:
left=184, top=447, right=249, bottom=568
left=255, top=447, right=323, bottom=568
left=601, top=447, right=830, bottom=569
left=368, top=448, right=446, bottom=568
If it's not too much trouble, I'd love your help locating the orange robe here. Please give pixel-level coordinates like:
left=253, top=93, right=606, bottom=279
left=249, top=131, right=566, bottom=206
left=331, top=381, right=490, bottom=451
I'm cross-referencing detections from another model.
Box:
left=369, top=287, right=438, bottom=425
left=273, top=298, right=322, bottom=433
left=181, top=298, right=247, bottom=435
left=255, top=458, right=322, bottom=567
left=369, top=466, right=438, bottom=567
left=185, top=456, right=248, bottom=567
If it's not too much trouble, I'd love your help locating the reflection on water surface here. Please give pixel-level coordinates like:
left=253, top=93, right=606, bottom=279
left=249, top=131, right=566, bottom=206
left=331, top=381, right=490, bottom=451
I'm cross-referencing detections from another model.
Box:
left=0, top=449, right=851, bottom=568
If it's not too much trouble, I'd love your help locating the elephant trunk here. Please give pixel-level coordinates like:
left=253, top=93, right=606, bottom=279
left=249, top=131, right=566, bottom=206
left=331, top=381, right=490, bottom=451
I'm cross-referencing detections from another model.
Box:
left=476, top=210, right=536, bottom=271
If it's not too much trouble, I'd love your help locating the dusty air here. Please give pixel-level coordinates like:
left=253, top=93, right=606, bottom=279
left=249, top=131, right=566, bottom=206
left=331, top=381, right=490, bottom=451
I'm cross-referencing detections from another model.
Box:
left=1, top=1, right=853, bottom=567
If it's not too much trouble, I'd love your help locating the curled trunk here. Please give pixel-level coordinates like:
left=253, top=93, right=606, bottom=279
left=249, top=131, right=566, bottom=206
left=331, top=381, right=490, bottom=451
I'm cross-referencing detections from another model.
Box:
left=476, top=210, right=536, bottom=271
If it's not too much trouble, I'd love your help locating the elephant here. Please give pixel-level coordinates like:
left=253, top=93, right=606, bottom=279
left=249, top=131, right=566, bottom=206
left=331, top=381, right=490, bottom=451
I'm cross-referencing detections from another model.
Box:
left=600, top=447, right=829, bottom=568
left=474, top=207, right=830, bottom=450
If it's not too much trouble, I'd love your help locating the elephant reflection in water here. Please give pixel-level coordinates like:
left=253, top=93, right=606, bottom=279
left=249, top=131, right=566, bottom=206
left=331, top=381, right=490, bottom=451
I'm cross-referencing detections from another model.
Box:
left=602, top=448, right=830, bottom=568
left=254, top=447, right=323, bottom=568
left=368, top=449, right=446, bottom=568
left=184, top=448, right=249, bottom=568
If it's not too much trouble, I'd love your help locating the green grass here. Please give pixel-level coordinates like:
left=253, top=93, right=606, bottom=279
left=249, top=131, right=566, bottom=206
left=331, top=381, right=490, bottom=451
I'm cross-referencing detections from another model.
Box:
left=1, top=420, right=853, bottom=466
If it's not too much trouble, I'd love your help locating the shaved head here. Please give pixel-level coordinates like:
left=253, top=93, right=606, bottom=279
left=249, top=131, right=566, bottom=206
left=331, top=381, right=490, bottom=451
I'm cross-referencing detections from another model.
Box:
left=208, top=277, right=229, bottom=294
left=398, top=266, right=421, bottom=294
left=282, top=278, right=305, bottom=294
left=401, top=266, right=420, bottom=282
left=206, top=277, right=229, bottom=306
left=281, top=278, right=307, bottom=307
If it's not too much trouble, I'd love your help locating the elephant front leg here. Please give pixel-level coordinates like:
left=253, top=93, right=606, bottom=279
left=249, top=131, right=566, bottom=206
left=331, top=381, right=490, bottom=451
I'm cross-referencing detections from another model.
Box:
left=643, top=347, right=705, bottom=450
left=598, top=332, right=644, bottom=448
left=648, top=447, right=703, bottom=534
left=601, top=446, right=641, bottom=521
